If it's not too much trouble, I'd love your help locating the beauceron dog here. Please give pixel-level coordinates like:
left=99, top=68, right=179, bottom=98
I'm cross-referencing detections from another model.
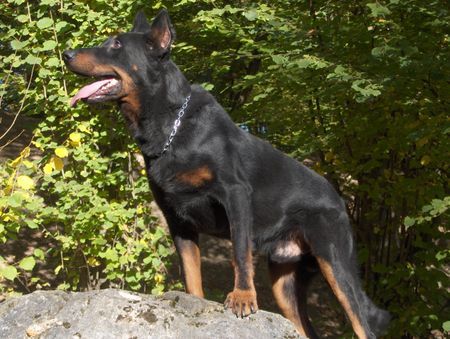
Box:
left=63, top=9, right=390, bottom=338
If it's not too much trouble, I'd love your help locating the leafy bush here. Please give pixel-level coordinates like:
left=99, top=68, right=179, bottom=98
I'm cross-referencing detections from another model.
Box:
left=0, top=140, right=172, bottom=294
left=0, top=0, right=174, bottom=295
left=384, top=198, right=449, bottom=337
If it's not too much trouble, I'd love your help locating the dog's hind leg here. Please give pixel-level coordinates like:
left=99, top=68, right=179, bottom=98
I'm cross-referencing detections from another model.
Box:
left=311, top=215, right=390, bottom=338
left=268, top=257, right=319, bottom=339
left=316, top=254, right=368, bottom=338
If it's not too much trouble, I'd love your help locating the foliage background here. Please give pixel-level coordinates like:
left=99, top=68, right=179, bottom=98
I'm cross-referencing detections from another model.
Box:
left=0, top=0, right=448, bottom=338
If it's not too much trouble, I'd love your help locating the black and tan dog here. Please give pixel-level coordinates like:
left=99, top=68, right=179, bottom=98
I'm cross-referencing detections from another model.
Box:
left=64, top=10, right=390, bottom=338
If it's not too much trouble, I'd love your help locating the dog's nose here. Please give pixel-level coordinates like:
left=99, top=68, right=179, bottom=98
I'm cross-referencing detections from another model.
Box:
left=62, top=50, right=76, bottom=62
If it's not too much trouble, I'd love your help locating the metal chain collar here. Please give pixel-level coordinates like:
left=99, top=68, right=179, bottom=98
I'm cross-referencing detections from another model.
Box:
left=161, top=95, right=191, bottom=155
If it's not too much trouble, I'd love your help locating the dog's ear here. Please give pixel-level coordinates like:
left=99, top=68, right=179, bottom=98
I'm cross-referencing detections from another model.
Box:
left=150, top=9, right=175, bottom=52
left=132, top=11, right=151, bottom=33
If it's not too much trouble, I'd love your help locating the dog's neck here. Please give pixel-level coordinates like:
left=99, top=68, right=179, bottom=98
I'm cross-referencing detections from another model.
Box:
left=123, top=61, right=192, bottom=159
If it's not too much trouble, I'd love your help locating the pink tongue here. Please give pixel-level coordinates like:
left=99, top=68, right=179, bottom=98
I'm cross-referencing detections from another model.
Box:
left=70, top=79, right=114, bottom=107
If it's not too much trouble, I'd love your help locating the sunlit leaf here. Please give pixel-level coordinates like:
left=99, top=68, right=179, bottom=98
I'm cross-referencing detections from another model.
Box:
left=43, top=163, right=53, bottom=175
left=24, top=55, right=42, bottom=65
left=69, top=132, right=81, bottom=143
left=16, top=14, right=28, bottom=23
left=10, top=40, right=27, bottom=50
left=243, top=9, right=258, bottom=21
left=55, top=147, right=68, bottom=158
left=36, top=17, right=53, bottom=29
left=52, top=156, right=64, bottom=171
left=404, top=216, right=415, bottom=229
left=33, top=249, right=45, bottom=260
left=10, top=155, right=22, bottom=167
left=0, top=265, right=18, bottom=281
left=420, top=155, right=431, bottom=166
left=19, top=257, right=36, bottom=271
left=17, top=175, right=34, bottom=190
left=443, top=321, right=450, bottom=332
left=42, top=40, right=57, bottom=51
left=367, top=3, right=391, bottom=17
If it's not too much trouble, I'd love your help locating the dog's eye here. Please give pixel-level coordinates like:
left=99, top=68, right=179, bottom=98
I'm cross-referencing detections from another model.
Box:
left=112, top=39, right=122, bottom=49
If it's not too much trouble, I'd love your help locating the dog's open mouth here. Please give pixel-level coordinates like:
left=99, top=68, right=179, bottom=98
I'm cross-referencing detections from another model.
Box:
left=70, top=77, right=122, bottom=107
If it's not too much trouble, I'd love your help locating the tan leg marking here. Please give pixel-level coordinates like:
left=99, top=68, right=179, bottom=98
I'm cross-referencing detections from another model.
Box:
left=226, top=250, right=258, bottom=317
left=179, top=243, right=204, bottom=298
left=317, top=257, right=367, bottom=339
left=270, top=262, right=307, bottom=337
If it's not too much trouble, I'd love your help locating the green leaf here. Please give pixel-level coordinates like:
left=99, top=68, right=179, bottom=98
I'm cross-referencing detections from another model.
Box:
left=36, top=17, right=54, bottom=29
left=371, top=47, right=385, bottom=58
left=33, top=248, right=45, bottom=260
left=201, top=82, right=214, bottom=91
left=55, top=21, right=69, bottom=32
left=10, top=40, right=27, bottom=50
left=404, top=216, right=415, bottom=229
left=17, top=14, right=29, bottom=23
left=327, top=65, right=353, bottom=81
left=351, top=80, right=382, bottom=101
left=56, top=283, right=70, bottom=291
left=294, top=58, right=313, bottom=69
left=45, top=57, right=60, bottom=67
left=151, top=285, right=164, bottom=295
left=243, top=9, right=258, bottom=21
left=443, top=321, right=450, bottom=332
left=41, top=0, right=59, bottom=5
left=39, top=68, right=51, bottom=78
left=367, top=3, right=391, bottom=17
left=143, top=255, right=153, bottom=265
left=24, top=54, right=42, bottom=65
left=25, top=219, right=39, bottom=229
left=253, top=92, right=268, bottom=102
left=103, top=248, right=118, bottom=262
left=54, top=265, right=63, bottom=275
left=19, top=256, right=36, bottom=271
left=8, top=192, right=23, bottom=208
left=272, top=55, right=287, bottom=65
left=435, top=251, right=447, bottom=261
left=0, top=265, right=18, bottom=281
left=42, top=40, right=57, bottom=51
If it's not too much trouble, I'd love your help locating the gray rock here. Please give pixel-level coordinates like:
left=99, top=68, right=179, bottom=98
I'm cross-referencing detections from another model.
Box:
left=0, top=289, right=303, bottom=339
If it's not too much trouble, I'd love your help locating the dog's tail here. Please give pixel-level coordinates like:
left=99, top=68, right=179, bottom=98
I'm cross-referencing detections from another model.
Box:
left=364, top=295, right=391, bottom=337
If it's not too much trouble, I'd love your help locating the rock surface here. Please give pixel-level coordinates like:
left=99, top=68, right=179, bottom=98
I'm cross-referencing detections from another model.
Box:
left=0, top=289, right=303, bottom=338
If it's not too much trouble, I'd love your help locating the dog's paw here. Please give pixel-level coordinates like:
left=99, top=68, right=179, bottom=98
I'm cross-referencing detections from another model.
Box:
left=224, top=288, right=258, bottom=318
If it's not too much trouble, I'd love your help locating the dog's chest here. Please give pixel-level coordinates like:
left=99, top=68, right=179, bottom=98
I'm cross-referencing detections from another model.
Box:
left=146, top=156, right=231, bottom=236
left=149, top=169, right=230, bottom=238
left=164, top=191, right=230, bottom=238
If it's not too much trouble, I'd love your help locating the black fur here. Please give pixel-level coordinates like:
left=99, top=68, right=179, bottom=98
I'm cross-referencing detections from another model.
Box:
left=64, top=9, right=390, bottom=338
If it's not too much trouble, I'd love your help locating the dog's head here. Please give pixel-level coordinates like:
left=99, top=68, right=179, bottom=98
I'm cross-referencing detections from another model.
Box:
left=64, top=10, right=175, bottom=108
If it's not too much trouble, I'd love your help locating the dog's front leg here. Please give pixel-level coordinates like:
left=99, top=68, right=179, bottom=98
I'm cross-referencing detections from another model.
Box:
left=223, top=186, right=258, bottom=317
left=174, top=234, right=204, bottom=298
left=167, top=221, right=204, bottom=298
